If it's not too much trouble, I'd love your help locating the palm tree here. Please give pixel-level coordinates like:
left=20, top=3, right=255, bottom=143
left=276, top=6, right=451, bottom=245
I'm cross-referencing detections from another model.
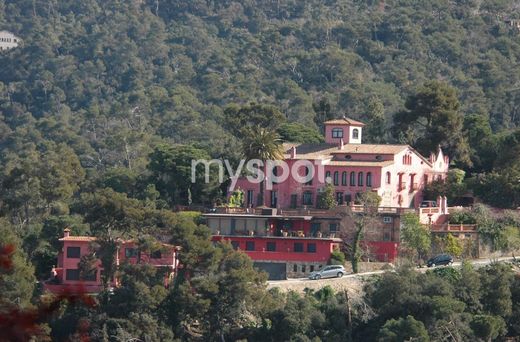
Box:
left=241, top=128, right=285, bottom=207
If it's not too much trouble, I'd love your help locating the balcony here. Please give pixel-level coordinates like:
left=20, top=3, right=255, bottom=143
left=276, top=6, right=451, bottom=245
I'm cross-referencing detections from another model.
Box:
left=430, top=224, right=477, bottom=232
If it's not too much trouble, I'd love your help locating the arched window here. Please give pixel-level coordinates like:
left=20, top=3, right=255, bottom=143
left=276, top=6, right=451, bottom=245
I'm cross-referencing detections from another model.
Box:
left=342, top=171, right=348, bottom=186
left=386, top=172, right=391, bottom=184
left=358, top=172, right=364, bottom=186
left=332, top=128, right=343, bottom=138
left=366, top=172, right=372, bottom=187
left=333, top=171, right=339, bottom=186
left=352, top=128, right=359, bottom=139
left=325, top=171, right=331, bottom=183
left=350, top=172, right=356, bottom=186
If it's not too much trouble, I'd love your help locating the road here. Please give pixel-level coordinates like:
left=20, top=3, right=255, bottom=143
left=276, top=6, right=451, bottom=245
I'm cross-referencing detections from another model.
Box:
left=267, top=257, right=518, bottom=294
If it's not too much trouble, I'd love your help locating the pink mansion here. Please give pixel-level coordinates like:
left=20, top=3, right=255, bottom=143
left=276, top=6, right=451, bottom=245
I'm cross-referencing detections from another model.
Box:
left=234, top=117, right=449, bottom=209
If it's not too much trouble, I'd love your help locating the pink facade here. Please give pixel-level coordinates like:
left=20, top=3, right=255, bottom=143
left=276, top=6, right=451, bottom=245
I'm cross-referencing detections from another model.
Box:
left=43, top=229, right=179, bottom=294
left=234, top=117, right=449, bottom=209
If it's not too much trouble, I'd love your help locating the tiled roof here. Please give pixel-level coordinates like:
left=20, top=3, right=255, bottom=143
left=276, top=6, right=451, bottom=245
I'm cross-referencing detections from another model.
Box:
left=323, top=117, right=365, bottom=126
left=327, top=160, right=395, bottom=167
left=329, top=144, right=408, bottom=154
left=59, top=236, right=96, bottom=242
left=283, top=143, right=408, bottom=159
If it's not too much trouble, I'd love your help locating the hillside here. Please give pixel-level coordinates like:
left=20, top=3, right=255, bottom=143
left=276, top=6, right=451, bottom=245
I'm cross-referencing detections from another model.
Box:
left=1, top=0, right=520, bottom=211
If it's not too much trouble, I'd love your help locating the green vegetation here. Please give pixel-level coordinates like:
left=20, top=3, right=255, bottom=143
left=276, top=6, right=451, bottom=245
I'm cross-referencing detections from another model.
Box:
left=316, top=183, right=338, bottom=210
left=2, top=0, right=520, bottom=339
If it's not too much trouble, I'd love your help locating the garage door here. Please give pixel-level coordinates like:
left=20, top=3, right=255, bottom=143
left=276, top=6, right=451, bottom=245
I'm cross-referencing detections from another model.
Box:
left=254, top=262, right=287, bottom=280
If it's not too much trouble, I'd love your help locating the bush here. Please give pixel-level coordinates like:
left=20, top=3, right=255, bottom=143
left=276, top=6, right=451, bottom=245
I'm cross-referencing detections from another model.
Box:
left=449, top=210, right=477, bottom=224
left=330, top=249, right=345, bottom=265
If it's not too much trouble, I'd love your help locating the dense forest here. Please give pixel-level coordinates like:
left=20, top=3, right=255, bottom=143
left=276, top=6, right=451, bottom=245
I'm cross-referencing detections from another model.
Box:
left=2, top=0, right=520, bottom=340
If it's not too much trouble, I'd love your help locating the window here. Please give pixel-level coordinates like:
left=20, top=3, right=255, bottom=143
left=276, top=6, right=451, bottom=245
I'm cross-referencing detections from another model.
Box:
left=271, top=166, right=278, bottom=184
left=294, top=243, right=304, bottom=252
left=247, top=190, right=254, bottom=207
left=358, top=172, right=364, bottom=186
left=151, top=250, right=162, bottom=259
left=270, top=190, right=277, bottom=208
left=266, top=242, right=276, bottom=252
left=350, top=172, right=356, bottom=186
left=386, top=172, right=391, bottom=184
left=383, top=216, right=392, bottom=223
left=307, top=243, right=317, bottom=253
left=302, top=265, right=306, bottom=273
left=66, top=269, right=80, bottom=281
left=246, top=241, right=255, bottom=251
left=67, top=247, right=81, bottom=259
left=325, top=171, right=331, bottom=183
left=342, top=171, right=348, bottom=185
left=333, top=171, right=339, bottom=185
left=423, top=175, right=428, bottom=184
left=310, top=265, right=314, bottom=272
left=125, top=248, right=137, bottom=258
left=231, top=241, right=240, bottom=250
left=352, top=128, right=359, bottom=139
left=336, top=192, right=343, bottom=204
left=329, top=223, right=339, bottom=233
left=304, top=166, right=312, bottom=185
left=383, top=232, right=391, bottom=241
left=82, top=270, right=97, bottom=282
left=332, top=128, right=343, bottom=138
left=302, top=191, right=313, bottom=205
left=290, top=194, right=297, bottom=208
left=366, top=172, right=372, bottom=187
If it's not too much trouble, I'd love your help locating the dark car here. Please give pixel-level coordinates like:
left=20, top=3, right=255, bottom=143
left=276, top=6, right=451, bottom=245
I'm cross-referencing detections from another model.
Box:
left=426, top=254, right=453, bottom=267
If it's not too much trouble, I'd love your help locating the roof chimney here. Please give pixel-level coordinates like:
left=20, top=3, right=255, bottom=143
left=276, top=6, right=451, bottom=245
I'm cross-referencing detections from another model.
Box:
left=338, top=138, right=344, bottom=150
left=63, top=228, right=71, bottom=238
left=290, top=146, right=297, bottom=159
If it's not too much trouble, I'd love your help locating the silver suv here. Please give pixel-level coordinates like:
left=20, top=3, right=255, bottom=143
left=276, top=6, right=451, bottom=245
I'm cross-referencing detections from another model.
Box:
left=308, top=265, right=346, bottom=280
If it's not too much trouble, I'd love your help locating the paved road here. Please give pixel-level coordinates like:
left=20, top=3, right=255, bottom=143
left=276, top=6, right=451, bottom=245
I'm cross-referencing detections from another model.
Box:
left=267, top=256, right=517, bottom=290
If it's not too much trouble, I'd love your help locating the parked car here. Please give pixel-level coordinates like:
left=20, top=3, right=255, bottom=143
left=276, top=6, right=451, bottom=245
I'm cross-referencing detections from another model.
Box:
left=420, top=200, right=437, bottom=208
left=426, top=254, right=453, bottom=267
left=308, top=265, right=346, bottom=280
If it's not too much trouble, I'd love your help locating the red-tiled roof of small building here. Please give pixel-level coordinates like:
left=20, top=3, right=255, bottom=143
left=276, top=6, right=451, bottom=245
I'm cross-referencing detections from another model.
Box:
left=59, top=236, right=97, bottom=242
left=323, top=117, right=365, bottom=126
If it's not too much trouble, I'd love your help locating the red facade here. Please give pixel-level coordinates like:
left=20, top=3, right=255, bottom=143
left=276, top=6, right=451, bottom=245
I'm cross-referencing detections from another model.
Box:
left=43, top=229, right=179, bottom=294
left=212, top=235, right=340, bottom=263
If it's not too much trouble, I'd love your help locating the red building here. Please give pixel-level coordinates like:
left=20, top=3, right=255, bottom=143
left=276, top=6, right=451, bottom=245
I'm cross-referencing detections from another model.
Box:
left=43, top=228, right=180, bottom=294
left=204, top=205, right=409, bottom=279
left=205, top=208, right=343, bottom=279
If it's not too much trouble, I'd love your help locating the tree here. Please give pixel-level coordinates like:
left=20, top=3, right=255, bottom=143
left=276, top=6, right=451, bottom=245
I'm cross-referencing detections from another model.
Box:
left=313, top=97, right=335, bottom=135
left=400, top=213, right=431, bottom=263
left=223, top=103, right=286, bottom=138
left=444, top=233, right=463, bottom=258
left=363, top=97, right=387, bottom=144
left=277, top=122, right=323, bottom=144
left=479, top=263, right=514, bottom=318
left=340, top=191, right=381, bottom=273
left=378, top=315, right=430, bottom=342
left=148, top=144, right=221, bottom=206
left=228, top=188, right=244, bottom=208
left=470, top=315, right=506, bottom=342
left=393, top=81, right=470, bottom=166
left=165, top=242, right=268, bottom=340
left=78, top=189, right=146, bottom=287
left=0, top=220, right=36, bottom=308
left=241, top=128, right=284, bottom=207
left=316, top=183, right=338, bottom=210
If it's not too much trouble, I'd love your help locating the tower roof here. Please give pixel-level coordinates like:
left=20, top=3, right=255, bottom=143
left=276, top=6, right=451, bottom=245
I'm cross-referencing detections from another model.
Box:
left=323, top=117, right=365, bottom=126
